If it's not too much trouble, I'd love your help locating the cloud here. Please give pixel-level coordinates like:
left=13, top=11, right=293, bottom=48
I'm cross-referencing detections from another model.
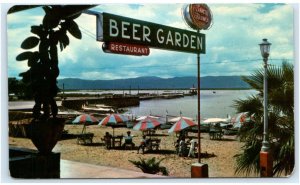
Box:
left=7, top=4, right=294, bottom=80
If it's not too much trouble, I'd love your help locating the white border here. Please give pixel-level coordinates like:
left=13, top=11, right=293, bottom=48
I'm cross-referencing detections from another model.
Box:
left=1, top=1, right=299, bottom=184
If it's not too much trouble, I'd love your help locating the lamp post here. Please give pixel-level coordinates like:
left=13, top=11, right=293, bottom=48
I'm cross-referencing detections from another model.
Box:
left=259, top=38, right=273, bottom=177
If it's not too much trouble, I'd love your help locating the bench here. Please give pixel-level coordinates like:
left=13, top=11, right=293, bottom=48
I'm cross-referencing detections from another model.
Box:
left=77, top=133, right=94, bottom=145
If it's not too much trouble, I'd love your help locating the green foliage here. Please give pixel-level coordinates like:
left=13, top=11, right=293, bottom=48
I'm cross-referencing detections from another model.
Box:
left=67, top=20, right=82, bottom=39
left=234, top=61, right=294, bottom=176
left=16, top=5, right=83, bottom=120
left=129, top=157, right=169, bottom=176
left=16, top=51, right=33, bottom=61
left=21, top=36, right=40, bottom=49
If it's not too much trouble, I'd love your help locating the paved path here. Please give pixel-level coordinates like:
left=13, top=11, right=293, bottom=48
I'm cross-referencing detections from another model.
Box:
left=60, top=160, right=164, bottom=178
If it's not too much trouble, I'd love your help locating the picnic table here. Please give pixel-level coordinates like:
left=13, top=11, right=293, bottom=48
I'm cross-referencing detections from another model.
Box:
left=111, top=135, right=123, bottom=148
left=143, top=129, right=156, bottom=136
left=77, top=132, right=94, bottom=145
left=209, top=128, right=223, bottom=140
left=146, top=138, right=161, bottom=151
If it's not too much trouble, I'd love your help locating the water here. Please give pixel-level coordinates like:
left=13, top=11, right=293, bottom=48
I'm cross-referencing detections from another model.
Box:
left=9, top=90, right=257, bottom=119
left=126, top=90, right=257, bottom=119
left=63, top=89, right=188, bottom=95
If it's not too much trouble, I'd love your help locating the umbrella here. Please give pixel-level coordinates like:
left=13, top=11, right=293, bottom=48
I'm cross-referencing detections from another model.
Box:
left=202, top=118, right=228, bottom=124
left=168, top=116, right=193, bottom=123
left=135, top=115, right=160, bottom=121
left=72, top=114, right=98, bottom=134
left=99, top=114, right=128, bottom=136
left=231, top=112, right=248, bottom=123
left=168, top=117, right=197, bottom=133
left=133, top=116, right=161, bottom=131
left=231, top=112, right=253, bottom=129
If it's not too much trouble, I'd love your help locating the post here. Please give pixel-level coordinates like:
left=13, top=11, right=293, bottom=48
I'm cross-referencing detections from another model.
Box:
left=260, top=57, right=273, bottom=177
left=166, top=110, right=168, bottom=124
left=191, top=29, right=208, bottom=178
left=62, top=83, right=65, bottom=99
left=262, top=57, right=270, bottom=152
left=197, top=32, right=201, bottom=164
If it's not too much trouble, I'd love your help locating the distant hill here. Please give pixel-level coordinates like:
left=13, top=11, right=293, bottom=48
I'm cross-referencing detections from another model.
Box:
left=57, top=76, right=250, bottom=90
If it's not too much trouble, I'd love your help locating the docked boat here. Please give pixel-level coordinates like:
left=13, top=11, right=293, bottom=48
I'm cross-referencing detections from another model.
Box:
left=82, top=104, right=114, bottom=113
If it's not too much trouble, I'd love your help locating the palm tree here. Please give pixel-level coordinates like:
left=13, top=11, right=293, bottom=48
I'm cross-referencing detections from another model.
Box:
left=234, top=61, right=294, bottom=177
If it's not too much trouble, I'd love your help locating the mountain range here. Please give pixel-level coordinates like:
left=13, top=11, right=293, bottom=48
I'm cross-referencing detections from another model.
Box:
left=57, top=76, right=251, bottom=90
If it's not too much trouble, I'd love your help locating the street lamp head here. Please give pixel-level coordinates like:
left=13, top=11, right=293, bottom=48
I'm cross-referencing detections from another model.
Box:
left=259, top=38, right=271, bottom=58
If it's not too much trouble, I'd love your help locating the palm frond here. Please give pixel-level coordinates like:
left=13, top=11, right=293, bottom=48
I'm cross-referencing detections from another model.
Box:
left=129, top=157, right=168, bottom=176
left=234, top=61, right=294, bottom=176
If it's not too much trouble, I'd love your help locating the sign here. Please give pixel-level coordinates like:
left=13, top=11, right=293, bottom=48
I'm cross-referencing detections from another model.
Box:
left=97, top=12, right=205, bottom=54
left=182, top=4, right=213, bottom=30
left=102, top=42, right=150, bottom=56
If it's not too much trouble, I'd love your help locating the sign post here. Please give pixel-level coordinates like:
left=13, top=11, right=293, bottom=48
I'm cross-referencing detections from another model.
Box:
left=183, top=3, right=213, bottom=178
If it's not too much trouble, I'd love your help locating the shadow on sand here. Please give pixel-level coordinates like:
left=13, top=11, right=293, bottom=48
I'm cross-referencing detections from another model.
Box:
left=144, top=149, right=175, bottom=155
left=80, top=142, right=105, bottom=147
left=219, top=137, right=238, bottom=142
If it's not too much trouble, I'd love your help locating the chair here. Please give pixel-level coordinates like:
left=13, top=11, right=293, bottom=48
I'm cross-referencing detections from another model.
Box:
left=101, top=136, right=112, bottom=149
left=77, top=133, right=94, bottom=145
left=150, top=139, right=161, bottom=151
left=123, top=138, right=135, bottom=150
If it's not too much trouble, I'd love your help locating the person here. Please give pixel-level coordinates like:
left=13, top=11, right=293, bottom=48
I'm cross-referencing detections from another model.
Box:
left=174, top=137, right=180, bottom=154
left=137, top=135, right=148, bottom=154
left=103, top=132, right=112, bottom=149
left=178, top=136, right=187, bottom=157
left=122, top=131, right=135, bottom=149
left=188, top=139, right=197, bottom=158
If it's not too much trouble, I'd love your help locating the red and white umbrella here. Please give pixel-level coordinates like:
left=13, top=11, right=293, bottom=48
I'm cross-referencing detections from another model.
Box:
left=168, top=116, right=193, bottom=123
left=72, top=114, right=98, bottom=134
left=231, top=112, right=250, bottom=129
left=99, top=114, right=128, bottom=136
left=133, top=116, right=161, bottom=131
left=168, top=117, right=197, bottom=133
left=99, top=114, right=128, bottom=126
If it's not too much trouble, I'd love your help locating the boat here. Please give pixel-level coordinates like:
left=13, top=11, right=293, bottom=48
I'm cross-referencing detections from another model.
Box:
left=82, top=104, right=114, bottom=113
left=187, top=85, right=197, bottom=95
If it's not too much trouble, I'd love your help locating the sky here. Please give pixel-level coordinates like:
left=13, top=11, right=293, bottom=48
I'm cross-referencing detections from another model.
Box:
left=7, top=3, right=294, bottom=80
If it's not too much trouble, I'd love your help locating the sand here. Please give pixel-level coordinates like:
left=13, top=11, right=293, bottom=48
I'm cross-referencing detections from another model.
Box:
left=9, top=124, right=259, bottom=178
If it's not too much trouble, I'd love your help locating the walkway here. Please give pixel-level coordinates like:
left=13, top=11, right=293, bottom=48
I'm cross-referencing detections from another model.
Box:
left=60, top=160, right=164, bottom=178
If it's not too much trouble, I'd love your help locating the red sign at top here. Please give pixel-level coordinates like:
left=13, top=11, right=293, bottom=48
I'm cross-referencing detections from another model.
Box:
left=189, top=4, right=212, bottom=30
left=102, top=42, right=150, bottom=56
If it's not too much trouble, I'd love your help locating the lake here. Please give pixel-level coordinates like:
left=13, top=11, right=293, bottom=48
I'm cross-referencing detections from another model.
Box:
left=9, top=90, right=257, bottom=119
left=126, top=90, right=257, bottom=119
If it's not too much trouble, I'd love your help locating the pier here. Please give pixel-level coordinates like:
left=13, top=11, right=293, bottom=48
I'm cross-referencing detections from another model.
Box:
left=62, top=96, right=140, bottom=110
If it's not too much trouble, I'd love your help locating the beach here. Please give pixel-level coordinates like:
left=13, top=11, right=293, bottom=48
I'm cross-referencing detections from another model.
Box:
left=9, top=124, right=258, bottom=178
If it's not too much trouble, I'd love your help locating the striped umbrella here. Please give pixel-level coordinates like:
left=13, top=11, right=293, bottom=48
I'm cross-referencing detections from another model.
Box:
left=231, top=112, right=248, bottom=124
left=72, top=114, right=98, bottom=134
left=133, top=116, right=161, bottom=131
left=232, top=112, right=253, bottom=129
left=168, top=117, right=197, bottom=133
left=99, top=114, right=128, bottom=136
